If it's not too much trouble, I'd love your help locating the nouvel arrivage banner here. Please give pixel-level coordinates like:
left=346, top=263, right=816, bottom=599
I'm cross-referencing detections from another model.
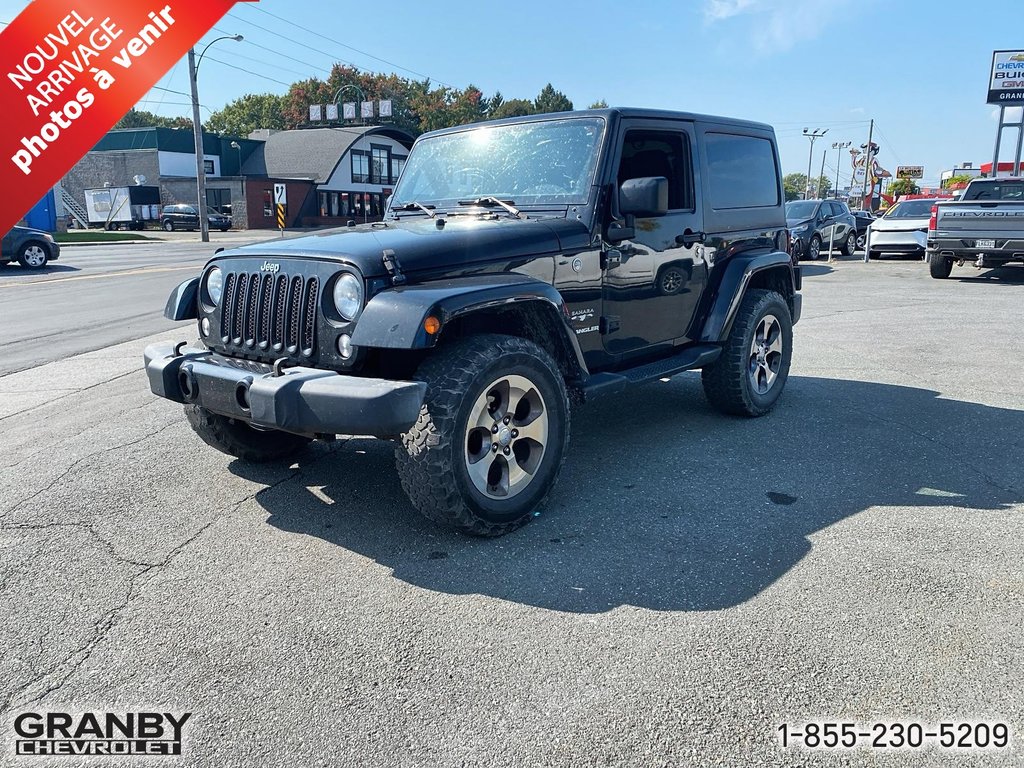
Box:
left=0, top=0, right=256, bottom=233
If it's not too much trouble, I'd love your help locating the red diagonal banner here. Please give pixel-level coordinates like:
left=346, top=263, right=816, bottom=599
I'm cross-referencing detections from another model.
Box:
left=0, top=0, right=256, bottom=234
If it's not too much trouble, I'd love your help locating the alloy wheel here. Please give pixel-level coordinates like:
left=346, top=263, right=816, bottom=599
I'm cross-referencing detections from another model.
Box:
left=464, top=374, right=548, bottom=500
left=22, top=245, right=47, bottom=267
left=748, top=314, right=784, bottom=395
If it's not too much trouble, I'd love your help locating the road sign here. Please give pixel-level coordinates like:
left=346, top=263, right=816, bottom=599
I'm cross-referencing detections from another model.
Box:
left=274, top=183, right=287, bottom=205
left=896, top=166, right=924, bottom=179
left=276, top=203, right=285, bottom=231
left=988, top=50, right=1024, bottom=105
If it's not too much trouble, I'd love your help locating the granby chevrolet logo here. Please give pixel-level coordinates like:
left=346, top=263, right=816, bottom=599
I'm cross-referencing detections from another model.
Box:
left=13, top=711, right=192, bottom=756
left=260, top=261, right=281, bottom=273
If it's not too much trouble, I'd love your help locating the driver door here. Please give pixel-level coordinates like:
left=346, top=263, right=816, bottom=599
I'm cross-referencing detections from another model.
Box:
left=601, top=120, right=706, bottom=357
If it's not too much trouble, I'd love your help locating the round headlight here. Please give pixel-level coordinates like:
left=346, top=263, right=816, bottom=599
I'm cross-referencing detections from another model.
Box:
left=333, top=273, right=363, bottom=321
left=206, top=266, right=223, bottom=305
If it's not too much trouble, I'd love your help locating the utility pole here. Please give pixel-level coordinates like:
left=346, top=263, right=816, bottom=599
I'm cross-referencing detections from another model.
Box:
left=803, top=128, right=828, bottom=199
left=187, top=48, right=209, bottom=243
left=861, top=119, right=874, bottom=263
left=816, top=149, right=827, bottom=198
left=832, top=140, right=851, bottom=198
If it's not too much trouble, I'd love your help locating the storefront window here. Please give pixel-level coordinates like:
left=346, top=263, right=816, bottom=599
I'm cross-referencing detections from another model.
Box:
left=351, top=151, right=369, bottom=183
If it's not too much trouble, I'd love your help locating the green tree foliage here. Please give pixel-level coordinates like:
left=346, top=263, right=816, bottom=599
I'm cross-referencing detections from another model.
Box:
left=490, top=98, right=535, bottom=120
left=588, top=99, right=609, bottom=109
left=783, top=173, right=807, bottom=202
left=206, top=93, right=287, bottom=137
left=115, top=108, right=192, bottom=130
left=943, top=174, right=973, bottom=189
left=812, top=175, right=833, bottom=198
left=534, top=83, right=573, bottom=114
left=888, top=177, right=920, bottom=197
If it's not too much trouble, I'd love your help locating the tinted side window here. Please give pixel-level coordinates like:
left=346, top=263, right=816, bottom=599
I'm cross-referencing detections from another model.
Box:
left=617, top=129, right=694, bottom=210
left=705, top=133, right=780, bottom=209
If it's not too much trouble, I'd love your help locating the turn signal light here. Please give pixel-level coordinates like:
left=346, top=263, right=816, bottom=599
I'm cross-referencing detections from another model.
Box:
left=423, top=316, right=441, bottom=335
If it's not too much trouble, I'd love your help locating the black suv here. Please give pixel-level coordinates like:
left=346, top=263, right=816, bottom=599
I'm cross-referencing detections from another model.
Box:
left=146, top=108, right=801, bottom=536
left=786, top=198, right=857, bottom=259
left=160, top=204, right=231, bottom=232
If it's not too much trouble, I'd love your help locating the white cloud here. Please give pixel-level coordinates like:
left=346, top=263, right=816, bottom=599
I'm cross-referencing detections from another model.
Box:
left=703, top=0, right=857, bottom=53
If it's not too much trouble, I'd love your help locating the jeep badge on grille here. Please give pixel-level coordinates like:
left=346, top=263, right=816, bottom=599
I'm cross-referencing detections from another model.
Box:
left=260, top=262, right=280, bottom=273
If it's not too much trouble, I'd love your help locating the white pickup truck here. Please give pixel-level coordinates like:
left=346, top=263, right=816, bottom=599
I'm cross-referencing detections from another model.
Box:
left=927, top=177, right=1024, bottom=278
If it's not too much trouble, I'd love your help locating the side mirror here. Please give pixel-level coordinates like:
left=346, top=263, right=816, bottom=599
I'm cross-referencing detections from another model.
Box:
left=620, top=177, right=669, bottom=217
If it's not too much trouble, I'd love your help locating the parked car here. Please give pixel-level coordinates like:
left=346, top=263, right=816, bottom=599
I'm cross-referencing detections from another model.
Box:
left=1, top=225, right=60, bottom=268
left=785, top=199, right=857, bottom=260
left=851, top=209, right=875, bottom=250
left=160, top=204, right=231, bottom=232
left=927, top=178, right=1024, bottom=278
left=145, top=107, right=802, bottom=537
left=866, top=199, right=939, bottom=260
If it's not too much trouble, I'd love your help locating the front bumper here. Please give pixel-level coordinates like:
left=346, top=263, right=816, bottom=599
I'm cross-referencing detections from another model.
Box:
left=144, top=342, right=426, bottom=438
left=868, top=229, right=927, bottom=253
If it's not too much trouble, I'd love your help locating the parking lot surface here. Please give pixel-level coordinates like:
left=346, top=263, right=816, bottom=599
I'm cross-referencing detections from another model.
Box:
left=1, top=256, right=1022, bottom=766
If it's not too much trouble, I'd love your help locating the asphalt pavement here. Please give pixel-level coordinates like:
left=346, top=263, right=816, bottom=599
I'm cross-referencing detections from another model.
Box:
left=1, top=250, right=1022, bottom=766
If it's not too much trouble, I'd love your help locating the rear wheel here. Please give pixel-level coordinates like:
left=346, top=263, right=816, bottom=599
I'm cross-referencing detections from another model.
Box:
left=702, top=289, right=792, bottom=417
left=396, top=334, right=570, bottom=536
left=184, top=405, right=310, bottom=463
left=17, top=241, right=49, bottom=268
left=841, top=233, right=856, bottom=257
left=856, top=232, right=866, bottom=250
left=929, top=253, right=953, bottom=279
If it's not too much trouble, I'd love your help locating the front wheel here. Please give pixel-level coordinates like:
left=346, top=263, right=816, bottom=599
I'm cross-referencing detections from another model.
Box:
left=396, top=334, right=570, bottom=536
left=184, top=405, right=310, bottom=463
left=702, top=289, right=793, bottom=417
left=929, top=254, right=953, bottom=279
left=17, top=241, right=49, bottom=268
left=808, top=235, right=822, bottom=261
left=163, top=220, right=174, bottom=232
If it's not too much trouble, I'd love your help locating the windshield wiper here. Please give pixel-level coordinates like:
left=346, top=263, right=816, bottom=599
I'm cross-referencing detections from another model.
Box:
left=391, top=201, right=436, bottom=218
left=456, top=196, right=524, bottom=219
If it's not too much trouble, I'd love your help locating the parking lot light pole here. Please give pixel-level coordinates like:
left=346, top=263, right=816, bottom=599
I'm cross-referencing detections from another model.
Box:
left=188, top=34, right=243, bottom=243
left=832, top=141, right=851, bottom=198
left=803, top=128, right=828, bottom=199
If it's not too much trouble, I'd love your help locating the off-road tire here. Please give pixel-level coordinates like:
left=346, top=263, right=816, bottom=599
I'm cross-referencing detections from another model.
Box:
left=396, top=334, right=570, bottom=537
left=184, top=405, right=310, bottom=463
left=701, top=289, right=793, bottom=417
left=929, top=254, right=953, bottom=279
left=841, top=233, right=856, bottom=257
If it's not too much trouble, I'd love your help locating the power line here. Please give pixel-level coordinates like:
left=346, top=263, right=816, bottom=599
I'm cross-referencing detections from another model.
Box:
left=211, top=25, right=338, bottom=79
left=242, top=4, right=452, bottom=87
left=200, top=54, right=294, bottom=88
left=223, top=12, right=369, bottom=74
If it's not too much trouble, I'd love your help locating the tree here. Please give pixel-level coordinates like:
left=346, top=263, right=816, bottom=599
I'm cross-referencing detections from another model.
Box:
left=811, top=175, right=833, bottom=199
left=588, top=99, right=608, bottom=109
left=943, top=174, right=973, bottom=190
left=534, top=83, right=573, bottom=114
left=490, top=98, right=534, bottom=120
left=206, top=93, right=287, bottom=137
left=783, top=173, right=807, bottom=202
left=888, top=178, right=920, bottom=197
left=115, top=108, right=191, bottom=130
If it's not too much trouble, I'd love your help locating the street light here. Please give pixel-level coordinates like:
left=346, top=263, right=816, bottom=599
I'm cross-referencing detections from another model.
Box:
left=188, top=34, right=243, bottom=242
left=803, top=128, right=828, bottom=199
left=831, top=141, right=851, bottom=198
left=230, top=140, right=242, bottom=174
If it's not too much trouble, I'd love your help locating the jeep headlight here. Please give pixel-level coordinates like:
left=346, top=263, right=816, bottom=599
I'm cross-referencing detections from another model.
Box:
left=206, top=266, right=224, bottom=305
left=333, top=273, right=363, bottom=321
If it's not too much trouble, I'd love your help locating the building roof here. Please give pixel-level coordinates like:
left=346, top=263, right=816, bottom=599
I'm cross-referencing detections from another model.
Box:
left=240, top=126, right=415, bottom=182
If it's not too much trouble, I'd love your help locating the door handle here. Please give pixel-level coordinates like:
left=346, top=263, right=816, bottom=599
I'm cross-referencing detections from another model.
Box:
left=675, top=231, right=705, bottom=247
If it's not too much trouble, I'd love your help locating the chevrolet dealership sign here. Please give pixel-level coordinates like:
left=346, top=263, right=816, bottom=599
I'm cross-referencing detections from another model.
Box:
left=989, top=50, right=1024, bottom=104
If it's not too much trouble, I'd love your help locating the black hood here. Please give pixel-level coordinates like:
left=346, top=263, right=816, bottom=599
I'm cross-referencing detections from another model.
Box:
left=215, top=216, right=593, bottom=277
left=786, top=217, right=812, bottom=228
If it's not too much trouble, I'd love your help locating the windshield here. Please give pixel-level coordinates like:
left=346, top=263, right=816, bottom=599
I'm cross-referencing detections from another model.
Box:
left=785, top=201, right=818, bottom=219
left=963, top=180, right=1024, bottom=201
left=389, top=117, right=605, bottom=210
left=883, top=200, right=936, bottom=218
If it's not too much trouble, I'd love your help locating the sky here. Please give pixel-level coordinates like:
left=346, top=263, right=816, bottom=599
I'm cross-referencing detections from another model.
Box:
left=1, top=0, right=1019, bottom=190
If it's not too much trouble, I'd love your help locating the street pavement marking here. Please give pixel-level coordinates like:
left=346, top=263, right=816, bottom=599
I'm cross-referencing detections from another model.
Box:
left=0, top=264, right=202, bottom=289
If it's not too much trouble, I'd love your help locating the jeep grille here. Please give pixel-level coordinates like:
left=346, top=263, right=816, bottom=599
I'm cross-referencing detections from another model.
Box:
left=219, top=271, right=319, bottom=358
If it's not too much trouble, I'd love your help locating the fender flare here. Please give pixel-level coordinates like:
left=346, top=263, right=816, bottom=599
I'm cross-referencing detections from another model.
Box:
left=350, top=273, right=588, bottom=376
left=699, top=250, right=797, bottom=343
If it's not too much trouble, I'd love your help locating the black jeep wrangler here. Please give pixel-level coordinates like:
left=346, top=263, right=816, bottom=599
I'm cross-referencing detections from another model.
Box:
left=145, top=108, right=801, bottom=536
